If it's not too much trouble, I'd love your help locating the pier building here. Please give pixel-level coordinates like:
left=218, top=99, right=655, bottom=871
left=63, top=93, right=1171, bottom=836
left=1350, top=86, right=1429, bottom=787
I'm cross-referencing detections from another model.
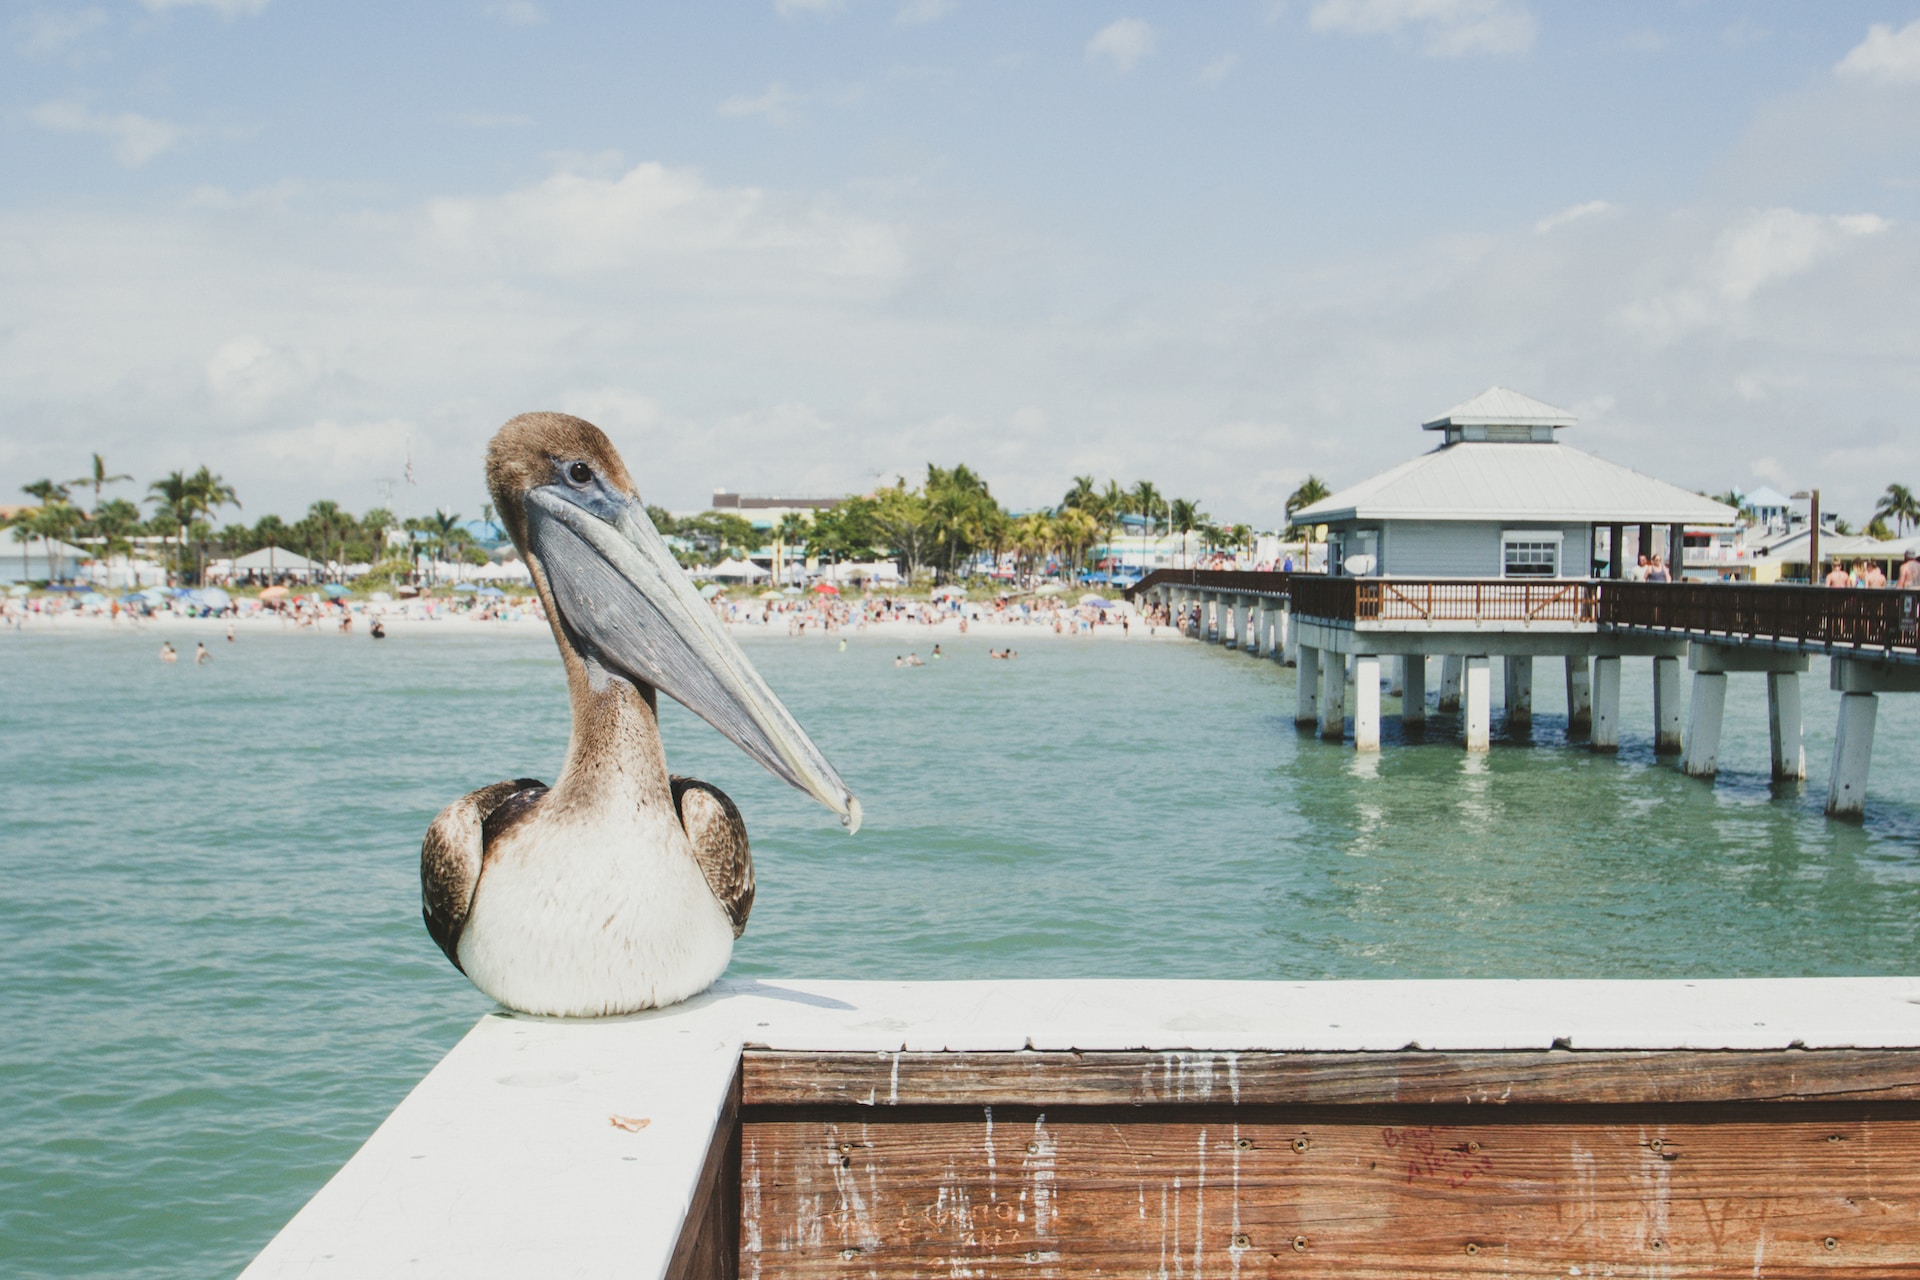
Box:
left=1294, top=387, right=1736, bottom=581
left=1124, top=388, right=1917, bottom=817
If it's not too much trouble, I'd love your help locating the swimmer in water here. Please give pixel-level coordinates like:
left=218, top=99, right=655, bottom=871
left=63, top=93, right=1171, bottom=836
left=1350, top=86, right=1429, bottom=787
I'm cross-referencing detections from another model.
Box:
left=160, top=642, right=177, bottom=663
left=931, top=643, right=943, bottom=659
left=194, top=642, right=211, bottom=664
left=894, top=655, right=903, bottom=668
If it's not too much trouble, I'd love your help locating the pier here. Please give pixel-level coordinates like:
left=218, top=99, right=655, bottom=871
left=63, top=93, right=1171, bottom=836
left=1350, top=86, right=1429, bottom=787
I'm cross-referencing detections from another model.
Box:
left=239, top=977, right=1920, bottom=1278
left=1129, top=571, right=1920, bottom=818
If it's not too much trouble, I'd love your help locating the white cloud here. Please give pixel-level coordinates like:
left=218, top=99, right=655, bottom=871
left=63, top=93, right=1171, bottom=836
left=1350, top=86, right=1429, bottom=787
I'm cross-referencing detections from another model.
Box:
left=31, top=100, right=183, bottom=166
left=16, top=7, right=108, bottom=55
left=484, top=1, right=545, bottom=25
left=895, top=0, right=953, bottom=25
left=717, top=83, right=805, bottom=126
left=1086, top=18, right=1156, bottom=73
left=1620, top=207, right=1889, bottom=341
left=1198, top=53, right=1238, bottom=85
left=419, top=158, right=908, bottom=284
left=138, top=0, right=268, bottom=14
left=1835, top=20, right=1920, bottom=85
left=1534, top=200, right=1615, bottom=235
left=207, top=336, right=325, bottom=417
left=1308, top=0, right=1535, bottom=57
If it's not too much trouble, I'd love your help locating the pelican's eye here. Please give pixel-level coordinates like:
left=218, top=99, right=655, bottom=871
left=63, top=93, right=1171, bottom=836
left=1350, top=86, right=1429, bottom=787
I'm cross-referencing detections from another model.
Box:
left=566, top=461, right=594, bottom=487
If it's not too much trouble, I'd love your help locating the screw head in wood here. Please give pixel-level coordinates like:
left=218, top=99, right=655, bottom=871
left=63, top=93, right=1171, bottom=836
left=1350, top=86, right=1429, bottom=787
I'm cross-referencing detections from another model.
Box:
left=1231, top=1234, right=1251, bottom=1250
left=1464, top=1242, right=1479, bottom=1255
left=1291, top=1135, right=1310, bottom=1153
left=1825, top=1237, right=1839, bottom=1251
left=1648, top=1138, right=1663, bottom=1153
left=1291, top=1236, right=1308, bottom=1252
left=1026, top=1141, right=1040, bottom=1154
left=1466, top=1140, right=1480, bottom=1153
left=1235, top=1138, right=1253, bottom=1151
left=840, top=1247, right=860, bottom=1260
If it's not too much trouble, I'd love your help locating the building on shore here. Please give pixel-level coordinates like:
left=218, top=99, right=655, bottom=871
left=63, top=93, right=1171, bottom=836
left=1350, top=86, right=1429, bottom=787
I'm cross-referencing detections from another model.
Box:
left=1292, top=388, right=1737, bottom=580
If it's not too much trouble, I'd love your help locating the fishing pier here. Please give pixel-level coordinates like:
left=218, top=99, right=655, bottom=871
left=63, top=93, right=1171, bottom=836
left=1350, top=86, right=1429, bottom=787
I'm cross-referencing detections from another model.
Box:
left=1128, top=570, right=1920, bottom=818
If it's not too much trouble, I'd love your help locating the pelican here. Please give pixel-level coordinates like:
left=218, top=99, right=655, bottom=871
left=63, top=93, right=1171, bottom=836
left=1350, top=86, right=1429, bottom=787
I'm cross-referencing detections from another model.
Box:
left=419, top=412, right=860, bottom=1017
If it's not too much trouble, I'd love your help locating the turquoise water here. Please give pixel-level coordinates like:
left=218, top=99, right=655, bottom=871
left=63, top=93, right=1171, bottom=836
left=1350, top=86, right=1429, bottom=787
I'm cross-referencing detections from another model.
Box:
left=4, top=623, right=1919, bottom=1278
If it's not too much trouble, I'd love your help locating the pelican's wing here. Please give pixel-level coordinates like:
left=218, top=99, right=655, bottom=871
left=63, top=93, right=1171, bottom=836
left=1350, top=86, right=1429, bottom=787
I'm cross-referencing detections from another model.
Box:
left=670, top=776, right=755, bottom=938
left=420, top=778, right=546, bottom=972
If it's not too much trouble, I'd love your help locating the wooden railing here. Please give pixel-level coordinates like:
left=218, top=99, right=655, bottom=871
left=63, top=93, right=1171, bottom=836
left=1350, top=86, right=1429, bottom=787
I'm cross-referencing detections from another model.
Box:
left=1600, top=580, right=1920, bottom=652
left=1125, top=570, right=1920, bottom=654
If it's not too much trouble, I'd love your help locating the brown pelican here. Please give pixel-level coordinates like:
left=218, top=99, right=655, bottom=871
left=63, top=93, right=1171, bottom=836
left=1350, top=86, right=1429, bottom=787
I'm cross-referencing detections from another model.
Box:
left=419, top=412, right=860, bottom=1016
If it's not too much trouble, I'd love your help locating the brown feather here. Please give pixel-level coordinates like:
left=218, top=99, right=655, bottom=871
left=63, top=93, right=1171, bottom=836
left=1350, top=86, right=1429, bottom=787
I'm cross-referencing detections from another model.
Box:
left=420, top=777, right=547, bottom=971
left=670, top=776, right=755, bottom=937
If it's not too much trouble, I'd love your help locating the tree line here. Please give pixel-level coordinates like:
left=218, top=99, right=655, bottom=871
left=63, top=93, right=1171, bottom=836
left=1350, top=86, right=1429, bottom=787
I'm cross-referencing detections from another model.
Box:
left=7, top=453, right=500, bottom=585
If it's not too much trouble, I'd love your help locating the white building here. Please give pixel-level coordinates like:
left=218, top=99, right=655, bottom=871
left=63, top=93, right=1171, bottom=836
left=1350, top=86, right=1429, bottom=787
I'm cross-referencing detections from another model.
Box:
left=1293, top=388, right=1737, bottom=579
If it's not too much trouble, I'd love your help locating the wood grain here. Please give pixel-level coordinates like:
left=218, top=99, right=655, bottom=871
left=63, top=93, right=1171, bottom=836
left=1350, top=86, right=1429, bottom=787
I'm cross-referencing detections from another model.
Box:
left=741, top=1049, right=1920, bottom=1109
left=666, top=1061, right=741, bottom=1280
left=740, top=1104, right=1920, bottom=1278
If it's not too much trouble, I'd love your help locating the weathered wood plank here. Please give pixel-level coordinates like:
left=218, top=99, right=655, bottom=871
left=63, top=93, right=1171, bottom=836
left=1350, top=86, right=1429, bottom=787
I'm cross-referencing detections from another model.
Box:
left=666, top=1061, right=741, bottom=1280
left=740, top=1105, right=1920, bottom=1278
left=741, top=1049, right=1920, bottom=1108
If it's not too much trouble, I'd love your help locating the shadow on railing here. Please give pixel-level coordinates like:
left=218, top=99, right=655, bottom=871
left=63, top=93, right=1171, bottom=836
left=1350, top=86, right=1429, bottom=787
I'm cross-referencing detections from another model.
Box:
left=1125, top=570, right=1920, bottom=654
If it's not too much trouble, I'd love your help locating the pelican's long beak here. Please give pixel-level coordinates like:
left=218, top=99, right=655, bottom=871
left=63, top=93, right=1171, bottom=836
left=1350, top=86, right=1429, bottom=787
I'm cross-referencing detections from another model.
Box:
left=525, top=486, right=861, bottom=833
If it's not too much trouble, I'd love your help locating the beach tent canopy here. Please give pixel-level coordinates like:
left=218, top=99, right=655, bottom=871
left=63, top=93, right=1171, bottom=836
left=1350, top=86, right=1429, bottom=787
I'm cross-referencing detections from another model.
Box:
left=229, top=546, right=325, bottom=575
left=710, top=557, right=770, bottom=581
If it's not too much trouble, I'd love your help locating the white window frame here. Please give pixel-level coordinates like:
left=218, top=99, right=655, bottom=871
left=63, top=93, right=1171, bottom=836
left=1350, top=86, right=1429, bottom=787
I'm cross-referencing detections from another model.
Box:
left=1501, top=529, right=1563, bottom=579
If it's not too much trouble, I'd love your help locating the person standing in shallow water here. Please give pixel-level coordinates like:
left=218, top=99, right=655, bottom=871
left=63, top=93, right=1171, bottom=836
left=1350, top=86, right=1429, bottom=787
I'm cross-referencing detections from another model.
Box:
left=159, top=642, right=177, bottom=663
left=194, top=643, right=211, bottom=665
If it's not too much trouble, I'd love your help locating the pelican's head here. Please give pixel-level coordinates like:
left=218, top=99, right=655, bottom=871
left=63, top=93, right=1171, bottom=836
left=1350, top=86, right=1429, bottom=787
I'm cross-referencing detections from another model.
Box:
left=486, top=411, right=861, bottom=833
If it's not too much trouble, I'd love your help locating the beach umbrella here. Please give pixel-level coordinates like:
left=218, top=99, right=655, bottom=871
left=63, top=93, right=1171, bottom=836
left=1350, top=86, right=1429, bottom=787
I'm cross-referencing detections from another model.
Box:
left=1079, top=594, right=1113, bottom=608
left=452, top=582, right=479, bottom=593
left=198, top=587, right=233, bottom=609
left=698, top=583, right=723, bottom=599
left=259, top=585, right=289, bottom=601
left=139, top=586, right=170, bottom=602
left=321, top=583, right=351, bottom=599
left=6, top=585, right=27, bottom=597
left=1035, top=584, right=1064, bottom=596
left=782, top=585, right=804, bottom=596
left=813, top=582, right=840, bottom=594
left=79, top=591, right=108, bottom=605
left=477, top=586, right=505, bottom=598
left=758, top=589, right=782, bottom=600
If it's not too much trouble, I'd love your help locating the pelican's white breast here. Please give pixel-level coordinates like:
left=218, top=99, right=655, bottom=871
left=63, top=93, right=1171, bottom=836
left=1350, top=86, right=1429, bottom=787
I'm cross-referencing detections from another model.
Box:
left=456, top=801, right=733, bottom=1017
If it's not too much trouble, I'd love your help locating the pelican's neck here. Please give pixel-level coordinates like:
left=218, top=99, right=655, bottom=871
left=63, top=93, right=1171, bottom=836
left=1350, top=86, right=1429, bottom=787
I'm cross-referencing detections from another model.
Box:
left=550, top=652, right=673, bottom=814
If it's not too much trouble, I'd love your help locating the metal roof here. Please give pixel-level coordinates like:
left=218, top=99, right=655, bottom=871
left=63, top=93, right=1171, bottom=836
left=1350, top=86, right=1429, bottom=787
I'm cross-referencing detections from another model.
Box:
left=1295, top=441, right=1740, bottom=525
left=1422, top=386, right=1577, bottom=431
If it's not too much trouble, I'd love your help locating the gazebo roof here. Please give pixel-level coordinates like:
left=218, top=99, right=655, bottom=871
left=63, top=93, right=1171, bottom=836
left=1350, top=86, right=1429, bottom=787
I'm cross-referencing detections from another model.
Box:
left=1422, top=386, right=1577, bottom=431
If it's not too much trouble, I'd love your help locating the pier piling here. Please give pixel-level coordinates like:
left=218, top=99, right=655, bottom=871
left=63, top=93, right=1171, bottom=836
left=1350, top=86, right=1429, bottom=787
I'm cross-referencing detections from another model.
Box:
left=1828, top=693, right=1878, bottom=819
left=1681, top=671, right=1727, bottom=778
left=1353, top=654, right=1381, bottom=751
left=1590, top=656, right=1621, bottom=752
left=1402, top=653, right=1427, bottom=728
left=1565, top=656, right=1592, bottom=733
left=1503, top=655, right=1533, bottom=729
left=1463, top=655, right=1491, bottom=752
left=1439, top=655, right=1463, bottom=712
left=1768, top=671, right=1805, bottom=781
left=1652, top=655, right=1683, bottom=755
left=1296, top=646, right=1320, bottom=727
left=1319, top=651, right=1348, bottom=741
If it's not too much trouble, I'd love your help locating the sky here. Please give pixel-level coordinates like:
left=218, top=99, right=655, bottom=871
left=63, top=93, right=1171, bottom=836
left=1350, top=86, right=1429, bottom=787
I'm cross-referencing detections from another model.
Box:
left=3, top=1, right=1919, bottom=528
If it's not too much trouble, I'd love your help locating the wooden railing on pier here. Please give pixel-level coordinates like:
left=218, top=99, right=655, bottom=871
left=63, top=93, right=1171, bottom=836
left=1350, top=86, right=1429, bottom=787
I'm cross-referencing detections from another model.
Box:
left=1126, top=569, right=1920, bottom=655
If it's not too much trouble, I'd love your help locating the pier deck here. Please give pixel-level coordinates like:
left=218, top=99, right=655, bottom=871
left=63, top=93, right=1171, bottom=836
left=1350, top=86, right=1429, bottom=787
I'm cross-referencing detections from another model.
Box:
left=241, top=978, right=1920, bottom=1279
left=1128, top=571, right=1919, bottom=814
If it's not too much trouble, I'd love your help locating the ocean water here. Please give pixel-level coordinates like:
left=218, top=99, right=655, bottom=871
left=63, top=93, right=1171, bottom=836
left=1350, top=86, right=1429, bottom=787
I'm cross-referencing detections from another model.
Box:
left=4, top=620, right=1918, bottom=1278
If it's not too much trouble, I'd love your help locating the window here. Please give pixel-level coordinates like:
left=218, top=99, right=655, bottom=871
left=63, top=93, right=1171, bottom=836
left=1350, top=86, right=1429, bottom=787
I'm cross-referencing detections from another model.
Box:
left=1502, top=532, right=1561, bottom=578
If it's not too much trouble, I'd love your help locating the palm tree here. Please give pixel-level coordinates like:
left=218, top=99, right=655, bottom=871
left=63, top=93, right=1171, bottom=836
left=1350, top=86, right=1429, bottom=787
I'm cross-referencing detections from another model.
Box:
left=774, top=512, right=810, bottom=586
left=147, top=471, right=192, bottom=584
left=182, top=467, right=240, bottom=584
left=1060, top=474, right=1097, bottom=513
left=69, top=453, right=132, bottom=517
left=1285, top=476, right=1331, bottom=529
left=1168, top=497, right=1206, bottom=568
left=1054, top=507, right=1099, bottom=583
left=429, top=509, right=464, bottom=584
left=1874, top=483, right=1919, bottom=537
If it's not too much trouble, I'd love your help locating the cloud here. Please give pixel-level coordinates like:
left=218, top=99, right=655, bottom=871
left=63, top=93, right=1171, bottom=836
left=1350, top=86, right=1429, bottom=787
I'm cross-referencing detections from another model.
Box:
left=895, top=0, right=953, bottom=25
left=483, top=1, right=545, bottom=24
left=1534, top=200, right=1615, bottom=235
left=1619, top=207, right=1889, bottom=341
left=30, top=100, right=183, bottom=166
left=1198, top=53, right=1238, bottom=85
left=16, top=7, right=108, bottom=56
left=717, top=83, right=805, bottom=126
left=1086, top=18, right=1156, bottom=72
left=419, top=158, right=908, bottom=284
left=137, top=0, right=268, bottom=14
left=206, top=336, right=327, bottom=417
left=445, top=111, right=532, bottom=128
left=1835, top=20, right=1920, bottom=85
left=1308, top=0, right=1535, bottom=57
